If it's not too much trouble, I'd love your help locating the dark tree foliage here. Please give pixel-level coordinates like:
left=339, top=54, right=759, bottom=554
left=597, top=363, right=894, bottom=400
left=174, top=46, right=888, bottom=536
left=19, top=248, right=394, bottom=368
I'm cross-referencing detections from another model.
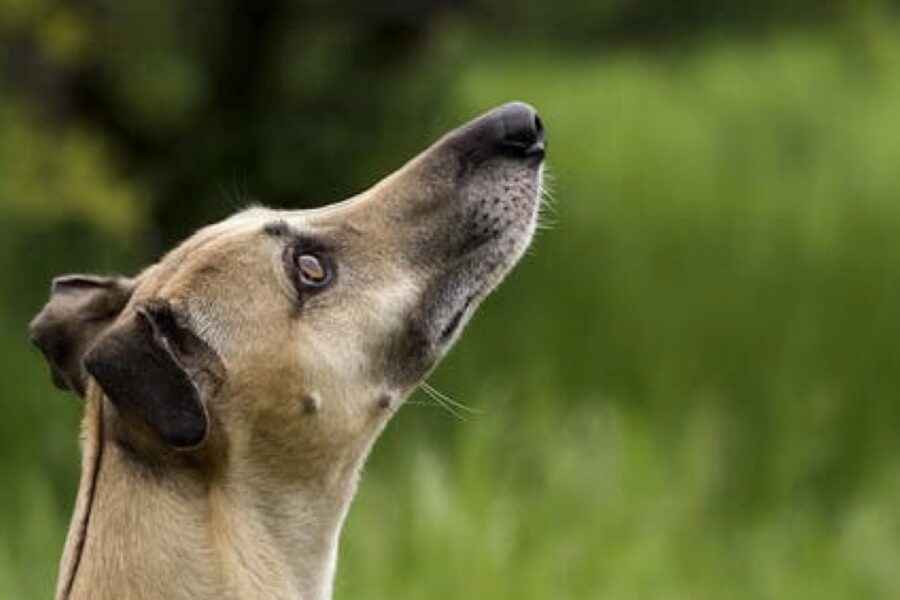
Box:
left=1, top=0, right=458, bottom=245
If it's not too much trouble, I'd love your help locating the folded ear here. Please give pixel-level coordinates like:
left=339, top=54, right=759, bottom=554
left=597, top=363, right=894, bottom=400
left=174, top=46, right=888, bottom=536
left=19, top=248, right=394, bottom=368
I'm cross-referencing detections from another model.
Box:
left=83, top=302, right=211, bottom=449
left=30, top=275, right=135, bottom=396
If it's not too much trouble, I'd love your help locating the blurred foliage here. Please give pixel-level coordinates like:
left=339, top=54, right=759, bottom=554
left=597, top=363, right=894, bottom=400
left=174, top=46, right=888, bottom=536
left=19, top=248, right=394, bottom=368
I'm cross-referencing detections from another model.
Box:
left=0, top=0, right=458, bottom=244
left=0, top=101, right=143, bottom=233
left=2, top=1, right=900, bottom=598
left=475, top=0, right=900, bottom=45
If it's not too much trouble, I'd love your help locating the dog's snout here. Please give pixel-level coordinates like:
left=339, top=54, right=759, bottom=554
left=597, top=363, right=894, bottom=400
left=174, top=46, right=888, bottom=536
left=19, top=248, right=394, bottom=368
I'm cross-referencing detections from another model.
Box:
left=495, top=102, right=546, bottom=159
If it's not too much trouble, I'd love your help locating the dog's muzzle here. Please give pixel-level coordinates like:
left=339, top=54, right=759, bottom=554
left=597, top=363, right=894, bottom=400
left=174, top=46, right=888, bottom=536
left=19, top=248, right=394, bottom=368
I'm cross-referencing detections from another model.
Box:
left=382, top=102, right=547, bottom=388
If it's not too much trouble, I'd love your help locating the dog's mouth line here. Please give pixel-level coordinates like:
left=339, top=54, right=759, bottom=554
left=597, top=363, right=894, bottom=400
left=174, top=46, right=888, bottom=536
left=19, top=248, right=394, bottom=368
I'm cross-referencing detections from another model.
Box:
left=438, top=295, right=474, bottom=344
left=433, top=200, right=540, bottom=347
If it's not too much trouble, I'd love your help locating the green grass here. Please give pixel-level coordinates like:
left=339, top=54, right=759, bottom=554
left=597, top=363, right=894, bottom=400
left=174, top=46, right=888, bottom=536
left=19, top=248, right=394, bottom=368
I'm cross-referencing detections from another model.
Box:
left=4, top=26, right=900, bottom=599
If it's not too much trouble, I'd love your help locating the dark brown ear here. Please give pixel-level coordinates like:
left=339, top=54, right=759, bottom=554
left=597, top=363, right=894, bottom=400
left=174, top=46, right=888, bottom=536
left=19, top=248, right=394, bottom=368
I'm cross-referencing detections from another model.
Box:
left=83, top=302, right=210, bottom=449
left=29, top=275, right=135, bottom=396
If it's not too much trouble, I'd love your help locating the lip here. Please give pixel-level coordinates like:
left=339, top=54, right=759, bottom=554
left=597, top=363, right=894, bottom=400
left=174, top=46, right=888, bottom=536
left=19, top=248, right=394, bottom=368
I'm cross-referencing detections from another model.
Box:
left=498, top=137, right=546, bottom=162
left=437, top=295, right=474, bottom=344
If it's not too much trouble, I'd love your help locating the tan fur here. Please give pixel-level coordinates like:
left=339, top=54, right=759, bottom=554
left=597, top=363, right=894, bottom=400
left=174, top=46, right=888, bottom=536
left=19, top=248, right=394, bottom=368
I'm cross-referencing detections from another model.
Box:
left=34, top=104, right=545, bottom=599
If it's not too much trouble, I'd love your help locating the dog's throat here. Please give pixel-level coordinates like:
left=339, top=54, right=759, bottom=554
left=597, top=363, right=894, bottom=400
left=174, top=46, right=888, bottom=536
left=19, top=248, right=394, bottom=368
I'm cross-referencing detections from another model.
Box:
left=55, top=393, right=105, bottom=600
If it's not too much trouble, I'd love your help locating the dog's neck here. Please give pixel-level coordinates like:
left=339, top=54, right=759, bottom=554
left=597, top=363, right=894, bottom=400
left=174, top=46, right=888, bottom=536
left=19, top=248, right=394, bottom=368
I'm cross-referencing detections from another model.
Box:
left=57, top=393, right=375, bottom=600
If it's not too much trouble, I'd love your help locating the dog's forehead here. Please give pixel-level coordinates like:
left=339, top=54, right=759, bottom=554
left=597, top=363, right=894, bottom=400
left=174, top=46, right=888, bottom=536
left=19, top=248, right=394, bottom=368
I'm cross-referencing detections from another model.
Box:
left=209, top=198, right=385, bottom=244
left=154, top=206, right=338, bottom=273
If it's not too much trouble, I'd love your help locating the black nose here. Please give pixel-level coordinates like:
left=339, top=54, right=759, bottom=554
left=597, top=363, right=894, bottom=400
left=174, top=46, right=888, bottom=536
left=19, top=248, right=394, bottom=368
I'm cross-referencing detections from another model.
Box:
left=494, top=102, right=546, bottom=159
left=449, top=102, right=547, bottom=163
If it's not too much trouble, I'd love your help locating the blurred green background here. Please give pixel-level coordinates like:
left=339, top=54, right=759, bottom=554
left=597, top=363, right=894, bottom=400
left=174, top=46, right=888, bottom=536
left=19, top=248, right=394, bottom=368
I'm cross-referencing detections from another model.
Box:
left=3, top=1, right=900, bottom=597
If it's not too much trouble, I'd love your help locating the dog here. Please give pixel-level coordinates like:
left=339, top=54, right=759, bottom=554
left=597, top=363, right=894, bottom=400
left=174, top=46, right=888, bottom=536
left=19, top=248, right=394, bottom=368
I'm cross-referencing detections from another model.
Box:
left=29, top=102, right=546, bottom=599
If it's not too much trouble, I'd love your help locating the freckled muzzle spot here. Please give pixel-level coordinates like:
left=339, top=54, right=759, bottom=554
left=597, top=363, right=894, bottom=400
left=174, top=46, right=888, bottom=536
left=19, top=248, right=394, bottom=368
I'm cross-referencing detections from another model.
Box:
left=300, top=394, right=320, bottom=416
left=376, top=394, right=393, bottom=410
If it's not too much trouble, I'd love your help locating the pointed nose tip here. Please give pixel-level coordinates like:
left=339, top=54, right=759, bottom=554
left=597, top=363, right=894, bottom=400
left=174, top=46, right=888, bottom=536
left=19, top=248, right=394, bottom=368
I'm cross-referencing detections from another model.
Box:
left=494, top=102, right=546, bottom=159
left=447, top=102, right=547, bottom=164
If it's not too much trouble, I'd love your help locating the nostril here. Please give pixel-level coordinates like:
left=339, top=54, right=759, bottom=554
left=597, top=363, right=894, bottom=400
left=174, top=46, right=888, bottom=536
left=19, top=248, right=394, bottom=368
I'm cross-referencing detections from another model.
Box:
left=503, top=128, right=537, bottom=148
left=532, top=113, right=546, bottom=153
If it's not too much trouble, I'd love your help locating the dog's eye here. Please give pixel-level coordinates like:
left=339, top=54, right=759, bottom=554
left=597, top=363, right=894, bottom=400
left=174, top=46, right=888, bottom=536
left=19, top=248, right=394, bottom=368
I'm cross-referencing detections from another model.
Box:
left=296, top=253, right=331, bottom=287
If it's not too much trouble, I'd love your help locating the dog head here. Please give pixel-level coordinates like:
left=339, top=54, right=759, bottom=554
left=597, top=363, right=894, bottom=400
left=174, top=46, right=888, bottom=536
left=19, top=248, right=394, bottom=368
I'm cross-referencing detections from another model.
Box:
left=30, top=103, right=546, bottom=473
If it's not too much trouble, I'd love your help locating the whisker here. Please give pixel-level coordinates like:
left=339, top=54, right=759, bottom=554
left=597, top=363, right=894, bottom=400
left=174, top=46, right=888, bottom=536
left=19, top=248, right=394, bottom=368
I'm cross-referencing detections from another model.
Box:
left=536, top=215, right=559, bottom=231
left=422, top=382, right=482, bottom=415
left=420, top=384, right=467, bottom=420
left=542, top=185, right=558, bottom=203
left=406, top=398, right=467, bottom=419
left=539, top=182, right=559, bottom=217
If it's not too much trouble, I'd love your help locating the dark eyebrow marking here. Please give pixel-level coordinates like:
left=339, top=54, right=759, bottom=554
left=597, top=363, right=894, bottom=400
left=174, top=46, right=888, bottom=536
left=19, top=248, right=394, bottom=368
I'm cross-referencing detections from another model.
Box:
left=264, top=219, right=336, bottom=255
left=263, top=220, right=292, bottom=237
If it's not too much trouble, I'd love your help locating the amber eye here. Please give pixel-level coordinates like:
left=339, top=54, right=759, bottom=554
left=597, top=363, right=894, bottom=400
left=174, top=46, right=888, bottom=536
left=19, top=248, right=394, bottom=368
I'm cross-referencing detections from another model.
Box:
left=296, top=253, right=331, bottom=287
